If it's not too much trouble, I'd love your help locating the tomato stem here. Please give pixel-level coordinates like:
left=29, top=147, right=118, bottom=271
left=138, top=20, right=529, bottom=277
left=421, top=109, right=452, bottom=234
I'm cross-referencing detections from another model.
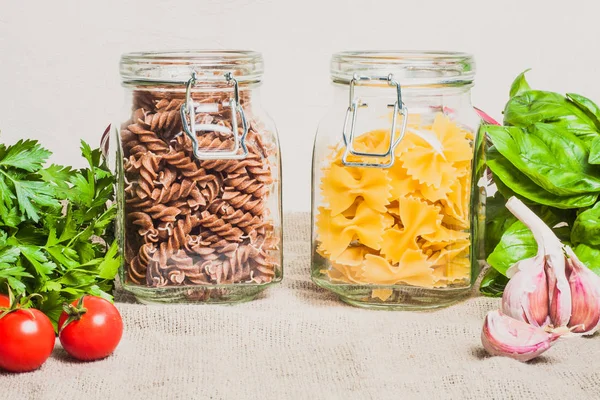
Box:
left=59, top=296, right=88, bottom=333
left=0, top=284, right=43, bottom=320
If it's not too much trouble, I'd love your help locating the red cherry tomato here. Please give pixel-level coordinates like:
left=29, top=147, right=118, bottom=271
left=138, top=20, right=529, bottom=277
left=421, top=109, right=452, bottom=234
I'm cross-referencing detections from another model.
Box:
left=0, top=308, right=56, bottom=372
left=58, top=296, right=123, bottom=361
left=0, top=295, right=9, bottom=308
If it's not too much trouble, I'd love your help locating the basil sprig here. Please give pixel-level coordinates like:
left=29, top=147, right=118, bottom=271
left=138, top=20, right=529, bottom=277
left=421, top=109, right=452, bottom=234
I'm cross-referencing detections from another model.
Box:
left=482, top=71, right=600, bottom=295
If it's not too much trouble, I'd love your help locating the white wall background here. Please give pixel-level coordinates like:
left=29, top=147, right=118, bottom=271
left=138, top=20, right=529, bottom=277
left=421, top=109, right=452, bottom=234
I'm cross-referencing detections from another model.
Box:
left=0, top=0, right=598, bottom=211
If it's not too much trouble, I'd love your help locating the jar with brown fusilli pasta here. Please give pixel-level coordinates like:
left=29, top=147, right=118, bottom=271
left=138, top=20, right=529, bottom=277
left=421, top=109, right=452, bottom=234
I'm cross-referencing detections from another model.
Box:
left=116, top=51, right=282, bottom=303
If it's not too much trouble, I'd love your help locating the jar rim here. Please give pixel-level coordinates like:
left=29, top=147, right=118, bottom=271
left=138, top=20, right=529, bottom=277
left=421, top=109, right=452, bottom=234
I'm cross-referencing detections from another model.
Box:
left=331, top=51, right=475, bottom=86
left=120, top=50, right=264, bottom=84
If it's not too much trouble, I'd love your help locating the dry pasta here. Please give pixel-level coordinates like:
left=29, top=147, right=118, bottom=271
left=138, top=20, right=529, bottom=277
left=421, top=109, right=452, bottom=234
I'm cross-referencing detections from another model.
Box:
left=316, top=113, right=473, bottom=292
left=122, top=90, right=279, bottom=288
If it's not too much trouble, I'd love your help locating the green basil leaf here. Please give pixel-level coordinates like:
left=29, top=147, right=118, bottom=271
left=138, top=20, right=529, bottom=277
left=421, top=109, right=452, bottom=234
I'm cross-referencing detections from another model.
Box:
left=504, top=90, right=600, bottom=143
left=491, top=172, right=528, bottom=205
left=487, top=148, right=598, bottom=209
left=588, top=137, right=600, bottom=165
left=487, top=221, right=537, bottom=276
left=573, top=243, right=600, bottom=275
left=480, top=268, right=509, bottom=297
left=566, top=93, right=600, bottom=163
left=509, top=69, right=531, bottom=98
left=486, top=123, right=600, bottom=195
left=571, top=202, right=600, bottom=246
left=566, top=93, right=600, bottom=129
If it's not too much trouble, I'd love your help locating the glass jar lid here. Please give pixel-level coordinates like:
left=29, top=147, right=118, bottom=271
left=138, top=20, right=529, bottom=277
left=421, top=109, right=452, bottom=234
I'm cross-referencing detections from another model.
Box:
left=120, top=50, right=264, bottom=85
left=331, top=51, right=475, bottom=87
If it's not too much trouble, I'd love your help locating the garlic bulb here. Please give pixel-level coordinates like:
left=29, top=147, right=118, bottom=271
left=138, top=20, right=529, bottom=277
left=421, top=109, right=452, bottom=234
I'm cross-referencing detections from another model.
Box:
left=481, top=197, right=600, bottom=361
left=481, top=310, right=560, bottom=362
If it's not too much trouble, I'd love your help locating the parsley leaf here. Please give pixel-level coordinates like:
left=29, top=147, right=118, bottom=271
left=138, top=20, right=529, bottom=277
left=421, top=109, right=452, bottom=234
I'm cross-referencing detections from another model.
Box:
left=0, top=245, right=31, bottom=293
left=0, top=140, right=61, bottom=221
left=0, top=139, right=51, bottom=172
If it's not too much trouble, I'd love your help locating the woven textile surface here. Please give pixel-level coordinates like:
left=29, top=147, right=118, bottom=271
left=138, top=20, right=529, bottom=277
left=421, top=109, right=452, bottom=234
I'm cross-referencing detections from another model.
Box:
left=2, top=213, right=600, bottom=400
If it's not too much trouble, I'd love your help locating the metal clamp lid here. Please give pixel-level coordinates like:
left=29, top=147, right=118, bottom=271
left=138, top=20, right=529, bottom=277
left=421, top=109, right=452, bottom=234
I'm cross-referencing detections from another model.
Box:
left=342, top=74, right=408, bottom=168
left=180, top=72, right=249, bottom=160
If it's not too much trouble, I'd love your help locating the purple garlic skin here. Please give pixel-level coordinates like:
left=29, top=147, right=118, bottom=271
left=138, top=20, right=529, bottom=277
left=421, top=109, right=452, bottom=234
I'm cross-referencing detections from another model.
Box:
left=565, top=247, right=600, bottom=335
left=503, top=256, right=549, bottom=327
left=482, top=197, right=600, bottom=362
left=505, top=197, right=572, bottom=327
left=481, top=310, right=560, bottom=362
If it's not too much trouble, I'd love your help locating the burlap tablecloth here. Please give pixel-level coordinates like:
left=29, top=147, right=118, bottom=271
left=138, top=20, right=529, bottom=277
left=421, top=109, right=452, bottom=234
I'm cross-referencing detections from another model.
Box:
left=2, top=213, right=600, bottom=400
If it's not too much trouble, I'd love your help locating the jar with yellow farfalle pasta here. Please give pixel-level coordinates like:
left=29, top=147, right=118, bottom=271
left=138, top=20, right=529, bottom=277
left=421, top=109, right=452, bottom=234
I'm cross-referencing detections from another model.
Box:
left=311, top=51, right=485, bottom=309
left=116, top=51, right=282, bottom=304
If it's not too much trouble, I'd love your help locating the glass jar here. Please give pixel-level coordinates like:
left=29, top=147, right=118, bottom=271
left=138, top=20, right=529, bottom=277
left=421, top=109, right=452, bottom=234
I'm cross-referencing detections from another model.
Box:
left=311, top=51, right=485, bottom=309
left=116, top=50, right=282, bottom=304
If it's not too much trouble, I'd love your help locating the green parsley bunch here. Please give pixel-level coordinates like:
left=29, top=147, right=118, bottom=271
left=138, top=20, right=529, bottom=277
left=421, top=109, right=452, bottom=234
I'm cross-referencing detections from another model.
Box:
left=0, top=139, right=119, bottom=329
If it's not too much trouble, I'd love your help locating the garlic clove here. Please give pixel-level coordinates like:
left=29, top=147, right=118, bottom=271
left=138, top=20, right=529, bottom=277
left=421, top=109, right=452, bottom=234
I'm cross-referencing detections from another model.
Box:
left=502, top=256, right=549, bottom=327
left=547, top=257, right=572, bottom=328
left=481, top=310, right=560, bottom=362
left=505, top=197, right=572, bottom=327
left=564, top=247, right=600, bottom=335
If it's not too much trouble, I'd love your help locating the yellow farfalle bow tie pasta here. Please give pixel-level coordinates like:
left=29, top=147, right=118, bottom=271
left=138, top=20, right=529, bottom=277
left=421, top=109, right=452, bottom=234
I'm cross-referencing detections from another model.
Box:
left=316, top=202, right=387, bottom=260
left=315, top=113, right=474, bottom=291
left=321, top=164, right=391, bottom=215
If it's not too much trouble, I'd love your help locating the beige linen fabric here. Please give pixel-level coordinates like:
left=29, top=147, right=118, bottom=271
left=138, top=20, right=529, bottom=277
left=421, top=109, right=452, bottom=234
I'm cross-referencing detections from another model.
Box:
left=2, top=213, right=600, bottom=400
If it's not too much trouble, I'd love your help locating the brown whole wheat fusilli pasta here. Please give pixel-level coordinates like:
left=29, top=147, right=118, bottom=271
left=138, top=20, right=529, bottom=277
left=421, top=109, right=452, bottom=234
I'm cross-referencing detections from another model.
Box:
left=122, top=89, right=279, bottom=288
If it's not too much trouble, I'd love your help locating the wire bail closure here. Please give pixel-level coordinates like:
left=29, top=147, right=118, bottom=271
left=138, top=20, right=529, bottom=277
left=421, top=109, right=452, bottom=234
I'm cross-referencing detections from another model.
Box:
left=341, top=73, right=408, bottom=168
left=180, top=71, right=249, bottom=160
